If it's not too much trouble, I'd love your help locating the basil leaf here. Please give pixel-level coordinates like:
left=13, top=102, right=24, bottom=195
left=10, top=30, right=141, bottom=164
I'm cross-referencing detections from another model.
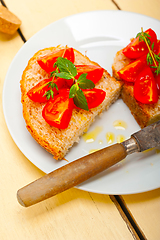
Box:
left=55, top=57, right=77, bottom=77
left=73, top=88, right=89, bottom=111
left=77, top=74, right=95, bottom=89
left=77, top=73, right=87, bottom=82
left=69, top=84, right=79, bottom=98
left=55, top=72, right=73, bottom=79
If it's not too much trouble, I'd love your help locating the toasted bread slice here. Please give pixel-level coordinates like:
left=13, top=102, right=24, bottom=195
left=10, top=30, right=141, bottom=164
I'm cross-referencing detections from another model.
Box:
left=112, top=49, right=160, bottom=128
left=21, top=46, right=122, bottom=160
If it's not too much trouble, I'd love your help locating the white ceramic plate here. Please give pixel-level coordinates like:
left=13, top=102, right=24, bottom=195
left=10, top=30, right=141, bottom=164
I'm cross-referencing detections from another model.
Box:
left=3, top=10, right=160, bottom=195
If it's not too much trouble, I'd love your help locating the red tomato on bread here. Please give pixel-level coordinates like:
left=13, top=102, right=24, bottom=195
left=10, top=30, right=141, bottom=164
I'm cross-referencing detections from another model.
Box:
left=37, top=48, right=75, bottom=73
left=75, top=65, right=104, bottom=84
left=83, top=88, right=106, bottom=109
left=117, top=54, right=147, bottom=82
left=122, top=28, right=158, bottom=59
left=134, top=66, right=158, bottom=104
left=73, top=88, right=106, bottom=109
left=155, top=74, right=160, bottom=95
left=27, top=79, right=55, bottom=102
left=42, top=89, right=74, bottom=129
left=27, top=78, right=67, bottom=102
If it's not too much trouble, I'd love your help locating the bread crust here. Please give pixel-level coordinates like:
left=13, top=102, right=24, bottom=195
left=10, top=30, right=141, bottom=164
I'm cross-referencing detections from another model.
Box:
left=112, top=49, right=160, bottom=128
left=21, top=46, right=122, bottom=159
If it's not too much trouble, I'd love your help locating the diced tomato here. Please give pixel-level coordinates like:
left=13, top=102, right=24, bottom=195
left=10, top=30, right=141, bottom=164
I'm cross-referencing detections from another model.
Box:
left=122, top=28, right=158, bottom=59
left=27, top=77, right=67, bottom=102
left=37, top=49, right=64, bottom=73
left=65, top=78, right=74, bottom=88
left=117, top=54, right=147, bottom=82
left=63, top=47, right=75, bottom=63
left=73, top=88, right=106, bottom=109
left=27, top=79, right=54, bottom=102
left=54, top=77, right=67, bottom=89
left=150, top=41, right=160, bottom=73
left=134, top=66, right=158, bottom=104
left=37, top=48, right=75, bottom=73
left=83, top=88, right=106, bottom=109
left=75, top=65, right=104, bottom=84
left=154, top=39, right=160, bottom=54
left=42, top=89, right=74, bottom=129
left=155, top=74, right=160, bottom=95
left=157, top=40, right=160, bottom=51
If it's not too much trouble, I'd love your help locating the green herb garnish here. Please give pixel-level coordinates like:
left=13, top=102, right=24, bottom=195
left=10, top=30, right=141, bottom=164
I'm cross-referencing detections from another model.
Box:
left=43, top=82, right=58, bottom=100
left=47, top=57, right=95, bottom=110
left=137, top=28, right=160, bottom=75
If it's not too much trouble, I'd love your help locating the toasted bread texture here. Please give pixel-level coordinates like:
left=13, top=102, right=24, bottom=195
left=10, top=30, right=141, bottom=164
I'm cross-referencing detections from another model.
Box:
left=112, top=49, right=160, bottom=128
left=21, top=46, right=122, bottom=160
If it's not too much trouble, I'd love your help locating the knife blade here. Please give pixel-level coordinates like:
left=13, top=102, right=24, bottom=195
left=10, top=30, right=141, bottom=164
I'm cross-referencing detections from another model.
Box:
left=17, top=120, right=160, bottom=207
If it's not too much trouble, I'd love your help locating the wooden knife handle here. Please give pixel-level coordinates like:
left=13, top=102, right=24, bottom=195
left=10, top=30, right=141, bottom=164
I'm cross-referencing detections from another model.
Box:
left=17, top=143, right=126, bottom=207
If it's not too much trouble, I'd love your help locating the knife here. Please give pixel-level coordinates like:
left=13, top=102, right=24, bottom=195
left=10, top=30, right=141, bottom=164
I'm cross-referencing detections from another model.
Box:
left=17, top=120, right=160, bottom=207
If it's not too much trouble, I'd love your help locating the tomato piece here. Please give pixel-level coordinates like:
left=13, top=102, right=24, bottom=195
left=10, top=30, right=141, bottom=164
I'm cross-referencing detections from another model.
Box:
left=63, top=47, right=75, bottom=63
left=37, top=49, right=64, bottom=73
left=155, top=74, right=160, bottom=95
left=37, top=48, right=75, bottom=73
left=134, top=66, right=158, bottom=104
left=27, top=79, right=54, bottom=102
left=75, top=65, right=104, bottom=84
left=154, top=39, right=160, bottom=54
left=122, top=28, right=157, bottom=59
left=157, top=40, right=160, bottom=50
left=27, top=77, right=67, bottom=102
left=150, top=41, right=160, bottom=73
left=117, top=54, right=147, bottom=82
left=82, top=88, right=106, bottom=109
left=42, top=89, right=74, bottom=129
left=54, top=77, right=67, bottom=89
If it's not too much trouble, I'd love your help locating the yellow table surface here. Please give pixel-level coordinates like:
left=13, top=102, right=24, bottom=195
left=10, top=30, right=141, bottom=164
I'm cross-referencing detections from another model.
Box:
left=0, top=0, right=160, bottom=239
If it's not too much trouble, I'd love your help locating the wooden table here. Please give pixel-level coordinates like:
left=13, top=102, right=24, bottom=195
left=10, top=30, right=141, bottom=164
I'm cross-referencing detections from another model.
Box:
left=0, top=0, right=160, bottom=239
